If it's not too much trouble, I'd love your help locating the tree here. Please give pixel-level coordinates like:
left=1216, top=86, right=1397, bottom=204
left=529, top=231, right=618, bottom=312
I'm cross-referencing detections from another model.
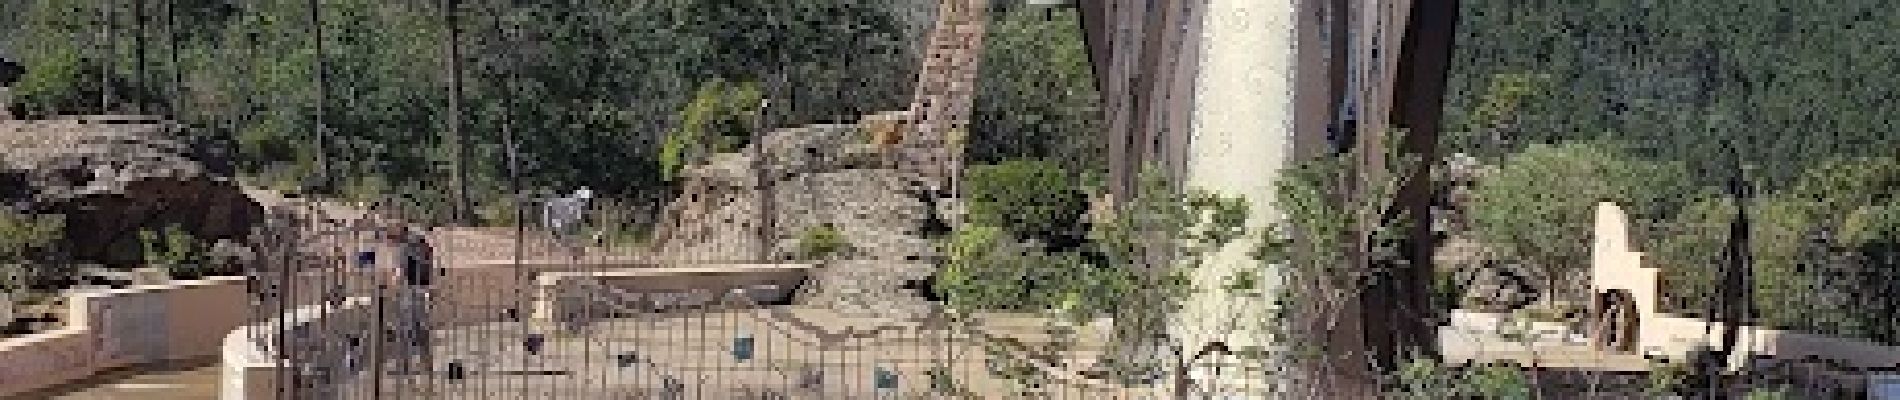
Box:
left=659, top=79, right=762, bottom=181
left=1466, top=141, right=1692, bottom=306
left=968, top=7, right=1104, bottom=172
left=937, top=167, right=1250, bottom=382
left=653, top=0, right=908, bottom=125
left=961, top=159, right=1088, bottom=248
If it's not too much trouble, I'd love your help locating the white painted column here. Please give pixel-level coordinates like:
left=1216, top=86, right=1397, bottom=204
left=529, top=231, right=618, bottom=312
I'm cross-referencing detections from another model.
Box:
left=1174, top=0, right=1303, bottom=395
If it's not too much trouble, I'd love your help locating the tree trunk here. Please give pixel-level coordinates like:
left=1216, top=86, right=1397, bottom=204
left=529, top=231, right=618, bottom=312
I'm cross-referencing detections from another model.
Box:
left=444, top=0, right=471, bottom=225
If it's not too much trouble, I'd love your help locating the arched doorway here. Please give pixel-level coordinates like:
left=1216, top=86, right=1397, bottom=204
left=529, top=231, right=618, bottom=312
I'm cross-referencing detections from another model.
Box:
left=1591, top=289, right=1641, bottom=353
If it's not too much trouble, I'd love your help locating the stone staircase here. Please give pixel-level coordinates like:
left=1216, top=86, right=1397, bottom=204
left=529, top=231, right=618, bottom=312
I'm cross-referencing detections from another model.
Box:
left=898, top=0, right=991, bottom=193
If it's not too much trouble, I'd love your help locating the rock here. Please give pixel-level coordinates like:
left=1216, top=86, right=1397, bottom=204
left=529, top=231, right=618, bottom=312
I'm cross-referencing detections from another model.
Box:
left=0, top=117, right=263, bottom=266
left=753, top=123, right=887, bottom=183
left=651, top=118, right=950, bottom=264
left=651, top=117, right=954, bottom=323
left=796, top=260, right=937, bottom=320
left=770, top=169, right=937, bottom=262
left=1461, top=258, right=1541, bottom=313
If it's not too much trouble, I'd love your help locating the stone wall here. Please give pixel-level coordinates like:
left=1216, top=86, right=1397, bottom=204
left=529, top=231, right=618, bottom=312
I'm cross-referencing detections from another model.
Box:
left=531, top=264, right=814, bottom=329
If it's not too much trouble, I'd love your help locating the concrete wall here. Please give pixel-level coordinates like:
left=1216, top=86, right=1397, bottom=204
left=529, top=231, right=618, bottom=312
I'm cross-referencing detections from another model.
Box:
left=531, top=264, right=814, bottom=329
left=220, top=297, right=377, bottom=400
left=0, top=277, right=249, bottom=398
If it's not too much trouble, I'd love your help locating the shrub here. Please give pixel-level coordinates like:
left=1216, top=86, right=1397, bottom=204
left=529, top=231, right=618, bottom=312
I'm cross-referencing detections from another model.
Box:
left=1388, top=358, right=1534, bottom=400
left=139, top=224, right=211, bottom=279
left=793, top=224, right=850, bottom=260
left=0, top=211, right=62, bottom=261
left=1467, top=363, right=1534, bottom=400
left=962, top=159, right=1086, bottom=247
left=1646, top=358, right=1692, bottom=397
left=660, top=79, right=763, bottom=181
left=937, top=225, right=1086, bottom=313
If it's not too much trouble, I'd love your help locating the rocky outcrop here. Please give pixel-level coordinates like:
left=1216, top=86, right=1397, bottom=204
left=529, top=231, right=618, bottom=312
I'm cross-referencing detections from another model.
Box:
left=650, top=119, right=948, bottom=263
left=648, top=116, right=955, bottom=322
left=0, top=116, right=263, bottom=266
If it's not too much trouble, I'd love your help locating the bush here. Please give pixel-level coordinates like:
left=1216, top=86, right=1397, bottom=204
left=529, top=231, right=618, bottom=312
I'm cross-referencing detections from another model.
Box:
left=963, top=159, right=1087, bottom=247
left=793, top=224, right=850, bottom=260
left=1388, top=358, right=1534, bottom=400
left=139, top=224, right=211, bottom=279
left=937, top=225, right=1087, bottom=313
left=968, top=7, right=1104, bottom=170
left=1647, top=358, right=1693, bottom=397
left=0, top=211, right=62, bottom=261
left=661, top=79, right=763, bottom=181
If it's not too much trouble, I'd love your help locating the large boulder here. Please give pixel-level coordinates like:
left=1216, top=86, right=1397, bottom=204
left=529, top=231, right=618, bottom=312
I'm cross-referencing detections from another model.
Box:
left=0, top=117, right=262, bottom=266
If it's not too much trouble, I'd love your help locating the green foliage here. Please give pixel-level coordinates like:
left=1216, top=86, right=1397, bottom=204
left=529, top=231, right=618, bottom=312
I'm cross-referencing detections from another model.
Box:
left=793, top=224, right=850, bottom=261
left=1448, top=0, right=1900, bottom=188
left=0, top=212, right=63, bottom=262
left=1646, top=358, right=1693, bottom=396
left=1449, top=72, right=1555, bottom=156
left=1254, top=127, right=1427, bottom=318
left=0, top=211, right=62, bottom=293
left=139, top=224, right=208, bottom=277
left=661, top=79, right=762, bottom=181
left=969, top=7, right=1104, bottom=172
left=962, top=159, right=1087, bottom=244
left=652, top=0, right=905, bottom=83
left=940, top=166, right=1251, bottom=329
left=938, top=224, right=1089, bottom=313
left=1652, top=155, right=1900, bottom=343
left=6, top=0, right=917, bottom=226
left=1388, top=358, right=1533, bottom=400
left=1467, top=141, right=1693, bottom=304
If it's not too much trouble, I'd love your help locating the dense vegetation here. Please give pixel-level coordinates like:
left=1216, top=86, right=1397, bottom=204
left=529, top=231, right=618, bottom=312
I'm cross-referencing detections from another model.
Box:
left=1450, top=1, right=1900, bottom=343
left=0, top=1, right=1102, bottom=232
left=2, top=0, right=921, bottom=226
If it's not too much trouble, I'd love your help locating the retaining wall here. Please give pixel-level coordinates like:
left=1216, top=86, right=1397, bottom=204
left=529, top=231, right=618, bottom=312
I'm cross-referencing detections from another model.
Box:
left=531, top=264, right=814, bottom=329
left=0, top=277, right=249, bottom=398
